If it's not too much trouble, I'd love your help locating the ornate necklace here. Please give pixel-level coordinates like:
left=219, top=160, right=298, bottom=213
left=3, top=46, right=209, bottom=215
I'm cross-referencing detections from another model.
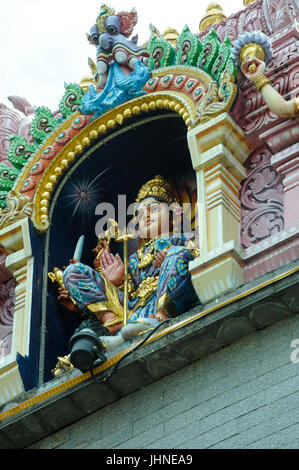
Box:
left=137, top=238, right=156, bottom=269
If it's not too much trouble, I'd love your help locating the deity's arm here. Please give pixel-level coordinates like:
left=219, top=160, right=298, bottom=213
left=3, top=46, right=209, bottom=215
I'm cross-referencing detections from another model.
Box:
left=260, top=83, right=298, bottom=119
left=241, top=57, right=299, bottom=119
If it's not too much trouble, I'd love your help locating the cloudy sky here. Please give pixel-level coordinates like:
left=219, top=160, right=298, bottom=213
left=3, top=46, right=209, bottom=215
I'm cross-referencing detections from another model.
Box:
left=0, top=0, right=243, bottom=111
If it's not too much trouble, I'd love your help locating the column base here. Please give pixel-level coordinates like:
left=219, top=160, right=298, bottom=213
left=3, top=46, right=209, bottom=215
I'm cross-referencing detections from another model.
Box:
left=190, top=243, right=244, bottom=304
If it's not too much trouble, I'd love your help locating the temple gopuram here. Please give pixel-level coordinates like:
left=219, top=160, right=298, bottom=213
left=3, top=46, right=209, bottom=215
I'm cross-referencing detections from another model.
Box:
left=0, top=0, right=298, bottom=449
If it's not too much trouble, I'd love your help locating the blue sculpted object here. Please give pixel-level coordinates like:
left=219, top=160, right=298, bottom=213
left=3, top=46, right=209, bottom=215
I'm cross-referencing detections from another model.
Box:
left=79, top=61, right=150, bottom=120
left=81, top=5, right=151, bottom=120
left=87, top=5, right=149, bottom=89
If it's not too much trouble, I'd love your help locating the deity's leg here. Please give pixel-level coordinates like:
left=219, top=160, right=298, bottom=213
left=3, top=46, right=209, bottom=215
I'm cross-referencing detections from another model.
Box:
left=63, top=263, right=151, bottom=354
left=63, top=262, right=109, bottom=313
left=99, top=322, right=154, bottom=353
left=155, top=246, right=197, bottom=317
left=63, top=263, right=124, bottom=334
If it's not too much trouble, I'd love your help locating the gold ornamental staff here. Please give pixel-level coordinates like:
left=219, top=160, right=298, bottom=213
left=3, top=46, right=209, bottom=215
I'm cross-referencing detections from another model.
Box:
left=97, top=219, right=136, bottom=325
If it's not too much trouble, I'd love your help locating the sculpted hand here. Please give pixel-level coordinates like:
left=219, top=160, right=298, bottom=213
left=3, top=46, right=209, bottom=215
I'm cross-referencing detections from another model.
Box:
left=242, top=55, right=297, bottom=118
left=57, top=286, right=81, bottom=313
left=154, top=249, right=169, bottom=268
left=100, top=250, right=125, bottom=287
left=241, top=56, right=266, bottom=82
left=92, top=240, right=109, bottom=270
left=62, top=259, right=80, bottom=270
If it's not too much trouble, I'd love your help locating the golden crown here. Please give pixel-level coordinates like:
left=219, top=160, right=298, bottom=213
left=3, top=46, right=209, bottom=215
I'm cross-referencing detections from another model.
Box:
left=135, top=175, right=178, bottom=207
left=96, top=4, right=115, bottom=34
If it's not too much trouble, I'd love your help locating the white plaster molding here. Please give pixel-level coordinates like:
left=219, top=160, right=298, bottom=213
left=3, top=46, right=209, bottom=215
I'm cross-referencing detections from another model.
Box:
left=0, top=218, right=34, bottom=405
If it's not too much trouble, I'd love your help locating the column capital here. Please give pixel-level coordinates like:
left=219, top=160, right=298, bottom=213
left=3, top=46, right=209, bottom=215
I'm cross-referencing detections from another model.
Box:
left=187, top=113, right=251, bottom=304
left=187, top=112, right=252, bottom=171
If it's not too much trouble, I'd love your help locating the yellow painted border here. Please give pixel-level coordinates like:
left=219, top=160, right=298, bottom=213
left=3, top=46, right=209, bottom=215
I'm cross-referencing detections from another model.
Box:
left=14, top=112, right=80, bottom=196
left=30, top=91, right=196, bottom=231
left=0, top=263, right=297, bottom=423
left=14, top=65, right=237, bottom=232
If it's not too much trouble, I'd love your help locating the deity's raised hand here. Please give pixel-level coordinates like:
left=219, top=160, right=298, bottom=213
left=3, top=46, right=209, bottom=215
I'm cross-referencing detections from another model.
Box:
left=93, top=239, right=110, bottom=269
left=241, top=56, right=266, bottom=82
left=100, top=251, right=125, bottom=287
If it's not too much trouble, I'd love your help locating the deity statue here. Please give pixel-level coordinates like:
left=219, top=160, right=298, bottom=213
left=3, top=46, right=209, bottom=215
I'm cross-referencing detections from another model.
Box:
left=87, top=4, right=149, bottom=90
left=57, top=175, right=198, bottom=372
left=80, top=4, right=150, bottom=120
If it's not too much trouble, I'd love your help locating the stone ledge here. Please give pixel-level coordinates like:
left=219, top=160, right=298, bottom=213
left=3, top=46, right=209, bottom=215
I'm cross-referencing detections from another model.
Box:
left=0, top=259, right=298, bottom=449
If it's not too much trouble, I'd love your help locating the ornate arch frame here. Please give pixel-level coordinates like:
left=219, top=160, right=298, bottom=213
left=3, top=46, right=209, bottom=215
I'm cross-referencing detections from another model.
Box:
left=14, top=66, right=237, bottom=232
left=0, top=65, right=245, bottom=397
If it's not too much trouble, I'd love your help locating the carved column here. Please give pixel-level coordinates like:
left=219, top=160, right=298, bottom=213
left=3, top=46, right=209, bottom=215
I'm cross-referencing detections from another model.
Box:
left=187, top=113, right=252, bottom=304
left=260, top=120, right=299, bottom=230
left=240, top=146, right=284, bottom=248
left=0, top=218, right=34, bottom=405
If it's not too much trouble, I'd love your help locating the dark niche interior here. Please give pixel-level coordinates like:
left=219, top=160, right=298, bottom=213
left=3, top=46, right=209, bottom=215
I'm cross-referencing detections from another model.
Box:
left=44, top=112, right=195, bottom=382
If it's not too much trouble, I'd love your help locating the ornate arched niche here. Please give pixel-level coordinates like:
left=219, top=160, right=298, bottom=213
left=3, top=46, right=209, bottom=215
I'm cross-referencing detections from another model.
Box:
left=5, top=48, right=250, bottom=384
left=8, top=76, right=250, bottom=381
left=37, top=110, right=196, bottom=381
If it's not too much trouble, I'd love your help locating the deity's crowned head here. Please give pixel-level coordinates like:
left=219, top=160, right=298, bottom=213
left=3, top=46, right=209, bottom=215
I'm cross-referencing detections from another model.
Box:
left=134, top=175, right=181, bottom=239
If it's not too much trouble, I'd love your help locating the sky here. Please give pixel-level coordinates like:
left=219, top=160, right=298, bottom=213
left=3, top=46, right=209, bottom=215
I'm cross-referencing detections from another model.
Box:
left=0, top=0, right=243, bottom=112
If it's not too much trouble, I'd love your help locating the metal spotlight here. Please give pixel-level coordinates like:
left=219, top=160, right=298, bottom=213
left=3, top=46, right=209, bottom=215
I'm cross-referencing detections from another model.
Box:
left=69, top=328, right=106, bottom=372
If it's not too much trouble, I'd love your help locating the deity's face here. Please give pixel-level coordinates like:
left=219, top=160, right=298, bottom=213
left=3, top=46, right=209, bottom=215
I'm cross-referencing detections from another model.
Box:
left=136, top=197, right=171, bottom=239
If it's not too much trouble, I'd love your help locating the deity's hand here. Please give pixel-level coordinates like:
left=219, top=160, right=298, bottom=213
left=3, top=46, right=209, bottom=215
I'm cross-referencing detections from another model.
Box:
left=57, top=286, right=81, bottom=313
left=62, top=259, right=80, bottom=270
left=241, top=56, right=266, bottom=82
left=92, top=239, right=110, bottom=269
left=100, top=250, right=125, bottom=287
left=154, top=248, right=169, bottom=268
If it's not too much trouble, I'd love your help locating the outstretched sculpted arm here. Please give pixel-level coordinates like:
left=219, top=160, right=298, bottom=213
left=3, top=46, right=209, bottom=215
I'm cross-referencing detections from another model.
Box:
left=241, top=57, right=299, bottom=119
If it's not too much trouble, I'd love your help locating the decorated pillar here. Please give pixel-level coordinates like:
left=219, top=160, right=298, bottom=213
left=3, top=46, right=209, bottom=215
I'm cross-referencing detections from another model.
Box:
left=187, top=112, right=252, bottom=304
left=0, top=217, right=34, bottom=404
left=260, top=120, right=299, bottom=231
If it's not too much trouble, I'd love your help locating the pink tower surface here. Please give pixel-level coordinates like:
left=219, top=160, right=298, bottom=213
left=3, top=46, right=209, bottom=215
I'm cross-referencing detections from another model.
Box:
left=199, top=0, right=299, bottom=282
left=0, top=0, right=298, bottom=357
left=0, top=96, right=35, bottom=167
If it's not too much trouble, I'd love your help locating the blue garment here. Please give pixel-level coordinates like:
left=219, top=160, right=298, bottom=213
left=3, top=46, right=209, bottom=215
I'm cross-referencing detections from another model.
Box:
left=79, top=61, right=150, bottom=120
left=63, top=235, right=197, bottom=325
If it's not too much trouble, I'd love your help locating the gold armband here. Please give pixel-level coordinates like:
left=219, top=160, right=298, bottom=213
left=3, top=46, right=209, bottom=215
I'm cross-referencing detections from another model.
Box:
left=254, top=75, right=271, bottom=92
left=295, top=97, right=299, bottom=116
